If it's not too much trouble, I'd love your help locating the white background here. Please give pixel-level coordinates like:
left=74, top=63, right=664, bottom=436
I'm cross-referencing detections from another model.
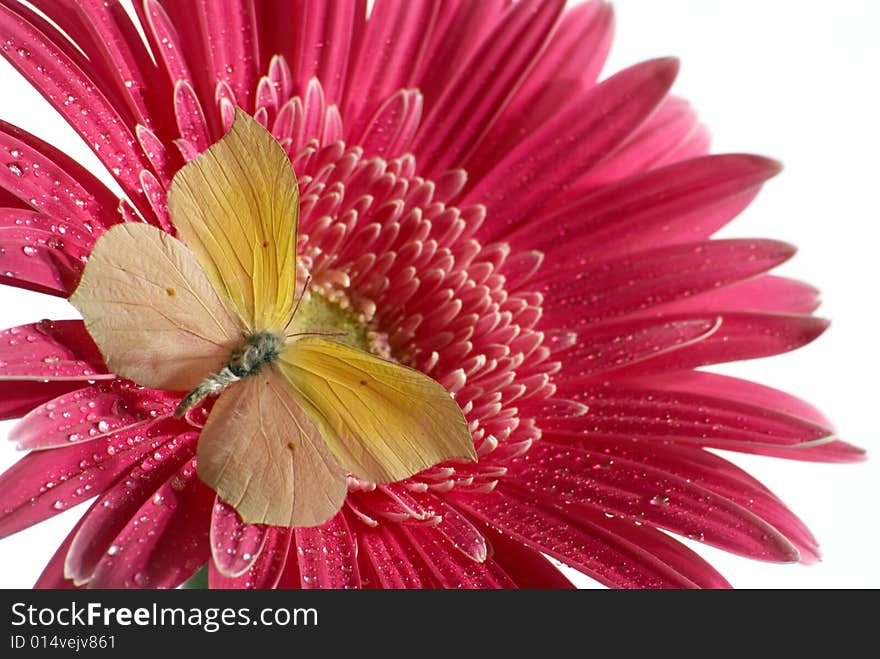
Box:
left=0, top=0, right=877, bottom=588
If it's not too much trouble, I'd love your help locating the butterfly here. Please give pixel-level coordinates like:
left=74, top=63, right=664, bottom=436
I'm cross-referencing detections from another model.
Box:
left=70, top=109, right=476, bottom=528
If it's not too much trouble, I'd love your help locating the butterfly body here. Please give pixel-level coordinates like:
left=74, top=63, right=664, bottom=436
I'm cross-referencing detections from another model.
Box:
left=173, top=330, right=284, bottom=419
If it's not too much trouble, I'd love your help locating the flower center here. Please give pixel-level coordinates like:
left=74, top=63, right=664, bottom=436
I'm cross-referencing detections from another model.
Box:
left=289, top=287, right=389, bottom=358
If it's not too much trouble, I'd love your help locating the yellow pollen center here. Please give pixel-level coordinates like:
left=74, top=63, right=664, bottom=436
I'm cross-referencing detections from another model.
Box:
left=288, top=290, right=373, bottom=353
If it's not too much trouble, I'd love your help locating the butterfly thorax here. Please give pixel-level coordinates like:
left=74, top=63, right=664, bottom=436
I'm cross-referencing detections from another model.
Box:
left=173, top=330, right=284, bottom=419
left=228, top=331, right=285, bottom=377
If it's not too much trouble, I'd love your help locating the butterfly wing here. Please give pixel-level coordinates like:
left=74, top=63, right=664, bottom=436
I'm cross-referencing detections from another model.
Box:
left=167, top=109, right=299, bottom=333
left=278, top=338, right=477, bottom=483
left=69, top=222, right=243, bottom=391
left=197, top=368, right=348, bottom=527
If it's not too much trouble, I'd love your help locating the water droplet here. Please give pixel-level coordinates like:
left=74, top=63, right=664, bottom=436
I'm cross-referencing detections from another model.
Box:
left=107, top=545, right=120, bottom=556
left=16, top=47, right=29, bottom=58
left=52, top=500, right=66, bottom=510
left=6, top=162, right=22, bottom=176
left=21, top=245, right=38, bottom=256
left=97, top=420, right=110, bottom=432
left=650, top=495, right=671, bottom=507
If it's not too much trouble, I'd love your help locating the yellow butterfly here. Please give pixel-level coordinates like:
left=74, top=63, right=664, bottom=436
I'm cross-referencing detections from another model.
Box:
left=70, top=110, right=476, bottom=528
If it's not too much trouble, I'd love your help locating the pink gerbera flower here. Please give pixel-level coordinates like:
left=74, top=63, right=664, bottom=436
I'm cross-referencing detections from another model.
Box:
left=0, top=0, right=863, bottom=589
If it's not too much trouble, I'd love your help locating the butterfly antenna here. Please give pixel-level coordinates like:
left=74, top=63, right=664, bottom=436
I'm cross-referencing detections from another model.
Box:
left=286, top=330, right=349, bottom=339
left=283, top=274, right=311, bottom=330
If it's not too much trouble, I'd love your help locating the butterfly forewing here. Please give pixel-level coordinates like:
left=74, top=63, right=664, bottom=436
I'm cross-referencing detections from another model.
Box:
left=167, top=109, right=300, bottom=333
left=278, top=337, right=477, bottom=483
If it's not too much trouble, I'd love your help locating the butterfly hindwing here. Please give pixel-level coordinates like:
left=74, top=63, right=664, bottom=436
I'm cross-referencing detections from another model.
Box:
left=278, top=338, right=477, bottom=483
left=69, top=222, right=243, bottom=391
left=197, top=368, right=349, bottom=527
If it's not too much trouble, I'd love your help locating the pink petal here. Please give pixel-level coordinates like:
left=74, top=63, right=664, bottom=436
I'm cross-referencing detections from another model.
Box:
left=617, top=372, right=865, bottom=462
left=457, top=489, right=704, bottom=588
left=277, top=0, right=361, bottom=104
left=549, top=380, right=835, bottom=455
left=503, top=154, right=781, bottom=258
left=572, top=96, right=706, bottom=191
left=254, top=75, right=279, bottom=119
left=295, top=512, right=361, bottom=588
left=357, top=523, right=439, bottom=588
left=65, top=0, right=167, bottom=129
left=342, top=0, right=439, bottom=138
left=0, top=320, right=109, bottom=382
left=140, top=0, right=197, bottom=101
left=537, top=239, right=796, bottom=326
left=65, top=431, right=198, bottom=584
left=657, top=122, right=711, bottom=165
left=195, top=0, right=259, bottom=110
left=464, top=1, right=614, bottom=183
left=6, top=0, right=145, bottom=130
left=656, top=274, right=820, bottom=315
left=210, top=498, right=268, bottom=578
left=554, top=315, right=722, bottom=375
left=11, top=380, right=176, bottom=451
left=504, top=443, right=800, bottom=562
left=210, top=527, right=293, bottom=589
left=411, top=494, right=488, bottom=563
left=0, top=5, right=157, bottom=222
left=139, top=169, right=171, bottom=231
left=173, top=79, right=211, bottom=153
left=88, top=455, right=213, bottom=588
left=548, top=434, right=821, bottom=562
left=399, top=526, right=516, bottom=589
left=611, top=312, right=829, bottom=376
left=0, top=381, right=84, bottom=421
left=0, top=225, right=82, bottom=296
left=413, top=0, right=565, bottom=178
left=135, top=124, right=177, bottom=190
left=570, top=506, right=733, bottom=588
left=414, top=0, right=508, bottom=109
left=267, top=54, right=293, bottom=102
left=0, top=209, right=94, bottom=257
left=480, top=524, right=575, bottom=589
left=0, top=418, right=185, bottom=539
left=502, top=0, right=612, bottom=106
left=465, top=57, right=679, bottom=241
left=357, top=89, right=423, bottom=158
left=0, top=120, right=118, bottom=231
